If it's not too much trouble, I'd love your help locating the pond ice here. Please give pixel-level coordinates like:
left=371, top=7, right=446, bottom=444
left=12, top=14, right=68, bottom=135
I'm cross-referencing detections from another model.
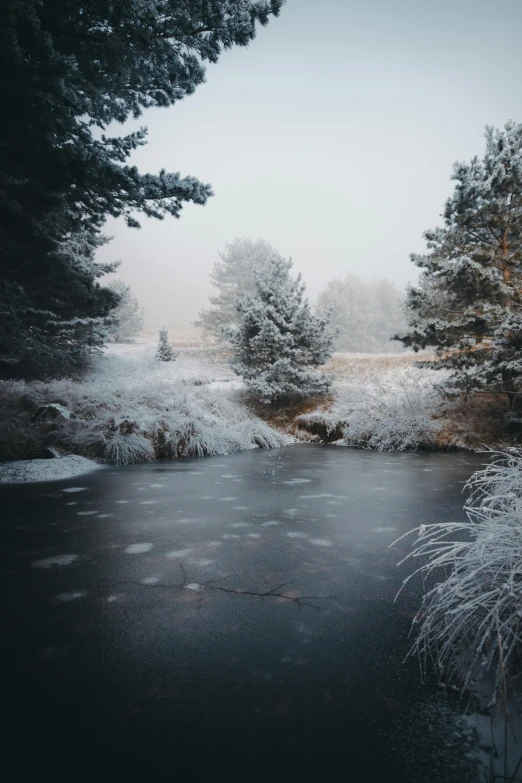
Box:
left=124, top=543, right=153, bottom=554
left=286, top=532, right=309, bottom=539
left=373, top=527, right=397, bottom=533
left=32, top=554, right=78, bottom=568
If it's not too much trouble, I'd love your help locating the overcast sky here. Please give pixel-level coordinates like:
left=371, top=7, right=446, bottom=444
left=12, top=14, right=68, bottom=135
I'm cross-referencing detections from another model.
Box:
left=98, top=0, right=522, bottom=329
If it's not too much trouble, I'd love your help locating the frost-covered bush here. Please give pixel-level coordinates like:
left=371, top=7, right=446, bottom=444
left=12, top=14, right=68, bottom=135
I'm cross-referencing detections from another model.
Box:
left=156, top=329, right=177, bottom=362
left=395, top=450, right=522, bottom=700
left=297, top=366, right=444, bottom=450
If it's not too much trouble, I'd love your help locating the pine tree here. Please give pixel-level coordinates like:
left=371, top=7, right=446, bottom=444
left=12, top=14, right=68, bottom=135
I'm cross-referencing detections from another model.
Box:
left=226, top=255, right=335, bottom=402
left=156, top=328, right=177, bottom=362
left=106, top=280, right=144, bottom=343
left=195, top=237, right=279, bottom=338
left=396, top=121, right=522, bottom=411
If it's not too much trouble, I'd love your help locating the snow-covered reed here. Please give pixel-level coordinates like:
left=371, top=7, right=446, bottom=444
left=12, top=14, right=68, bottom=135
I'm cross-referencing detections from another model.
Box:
left=394, top=450, right=522, bottom=702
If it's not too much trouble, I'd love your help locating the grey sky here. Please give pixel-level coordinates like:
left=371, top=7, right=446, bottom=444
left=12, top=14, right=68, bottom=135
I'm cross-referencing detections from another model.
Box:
left=98, top=0, right=522, bottom=328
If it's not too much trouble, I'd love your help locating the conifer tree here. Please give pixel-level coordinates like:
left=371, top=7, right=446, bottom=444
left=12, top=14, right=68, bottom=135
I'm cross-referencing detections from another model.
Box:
left=396, top=121, right=522, bottom=411
left=195, top=237, right=279, bottom=338
left=226, top=255, right=335, bottom=402
left=156, top=328, right=177, bottom=362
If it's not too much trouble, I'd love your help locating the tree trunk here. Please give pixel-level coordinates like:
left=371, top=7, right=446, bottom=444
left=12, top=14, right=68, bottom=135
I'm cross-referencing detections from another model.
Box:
left=502, top=370, right=522, bottom=412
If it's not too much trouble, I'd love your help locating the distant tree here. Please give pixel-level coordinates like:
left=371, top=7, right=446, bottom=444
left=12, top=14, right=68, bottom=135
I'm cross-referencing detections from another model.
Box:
left=196, top=238, right=281, bottom=339
left=106, top=280, right=144, bottom=343
left=226, top=255, right=335, bottom=402
left=156, top=328, right=177, bottom=362
left=396, top=121, right=522, bottom=411
left=0, top=0, right=284, bottom=371
left=317, top=275, right=405, bottom=353
left=0, top=230, right=119, bottom=377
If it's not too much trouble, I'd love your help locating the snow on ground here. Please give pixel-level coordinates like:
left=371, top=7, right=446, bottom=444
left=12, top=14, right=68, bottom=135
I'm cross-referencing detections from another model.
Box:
left=0, top=455, right=102, bottom=483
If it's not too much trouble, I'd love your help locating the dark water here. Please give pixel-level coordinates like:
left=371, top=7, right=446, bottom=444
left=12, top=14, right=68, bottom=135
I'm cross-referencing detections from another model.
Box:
left=2, top=445, right=487, bottom=782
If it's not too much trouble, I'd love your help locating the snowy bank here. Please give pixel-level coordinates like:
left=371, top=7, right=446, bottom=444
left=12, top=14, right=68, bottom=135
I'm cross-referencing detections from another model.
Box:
left=0, top=454, right=102, bottom=483
left=0, top=341, right=287, bottom=466
left=289, top=354, right=509, bottom=451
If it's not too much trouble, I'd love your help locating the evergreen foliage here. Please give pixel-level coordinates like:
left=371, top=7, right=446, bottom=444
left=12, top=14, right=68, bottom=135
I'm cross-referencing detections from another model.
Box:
left=106, top=280, right=144, bottom=343
left=396, top=121, right=522, bottom=410
left=226, top=255, right=335, bottom=402
left=317, top=274, right=406, bottom=353
left=0, top=0, right=283, bottom=371
left=156, top=328, right=177, bottom=362
left=0, top=230, right=119, bottom=376
left=195, top=237, right=279, bottom=338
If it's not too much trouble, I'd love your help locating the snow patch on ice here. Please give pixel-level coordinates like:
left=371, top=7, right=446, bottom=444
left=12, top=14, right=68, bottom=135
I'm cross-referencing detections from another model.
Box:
left=32, top=554, right=78, bottom=568
left=166, top=548, right=193, bottom=558
left=0, top=455, right=102, bottom=484
left=124, top=543, right=153, bottom=554
left=309, top=538, right=333, bottom=547
left=141, top=576, right=160, bottom=585
left=56, top=591, right=86, bottom=602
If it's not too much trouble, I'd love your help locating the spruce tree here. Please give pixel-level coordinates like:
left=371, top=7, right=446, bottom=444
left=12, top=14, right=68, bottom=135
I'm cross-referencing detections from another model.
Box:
left=226, top=255, right=335, bottom=402
left=195, top=237, right=279, bottom=338
left=156, top=328, right=177, bottom=362
left=396, top=121, right=522, bottom=411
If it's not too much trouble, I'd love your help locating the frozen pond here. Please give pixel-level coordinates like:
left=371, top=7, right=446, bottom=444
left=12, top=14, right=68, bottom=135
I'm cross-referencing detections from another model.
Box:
left=2, top=445, right=488, bottom=781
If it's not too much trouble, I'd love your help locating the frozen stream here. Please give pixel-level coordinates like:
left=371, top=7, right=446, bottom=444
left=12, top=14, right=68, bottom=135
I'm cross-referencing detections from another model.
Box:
left=2, top=445, right=489, bottom=781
